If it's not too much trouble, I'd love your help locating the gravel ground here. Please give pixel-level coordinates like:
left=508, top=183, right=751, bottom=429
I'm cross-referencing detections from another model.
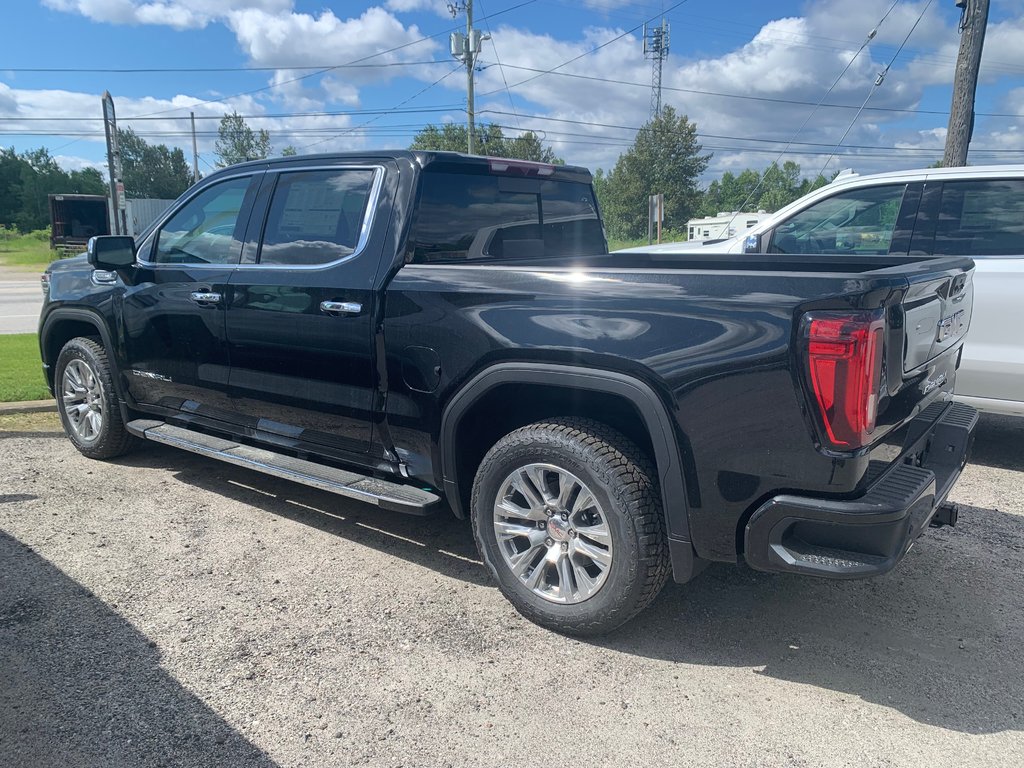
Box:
left=1, top=412, right=1022, bottom=767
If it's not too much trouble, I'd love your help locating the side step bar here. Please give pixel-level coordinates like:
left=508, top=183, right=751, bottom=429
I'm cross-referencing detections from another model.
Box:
left=126, top=420, right=441, bottom=516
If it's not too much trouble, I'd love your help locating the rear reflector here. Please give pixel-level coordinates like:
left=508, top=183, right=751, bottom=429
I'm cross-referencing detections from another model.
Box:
left=803, top=311, right=885, bottom=449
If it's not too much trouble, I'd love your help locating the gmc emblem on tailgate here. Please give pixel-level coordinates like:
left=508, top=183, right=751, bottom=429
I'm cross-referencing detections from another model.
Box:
left=936, top=310, right=966, bottom=342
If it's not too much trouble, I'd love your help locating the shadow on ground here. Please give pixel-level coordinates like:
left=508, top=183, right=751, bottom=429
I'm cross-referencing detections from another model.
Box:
left=0, top=531, right=278, bottom=768
left=969, top=412, right=1024, bottom=471
left=109, top=435, right=1024, bottom=738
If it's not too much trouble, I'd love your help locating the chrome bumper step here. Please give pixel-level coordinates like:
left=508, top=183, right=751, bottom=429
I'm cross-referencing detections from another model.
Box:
left=126, top=419, right=441, bottom=516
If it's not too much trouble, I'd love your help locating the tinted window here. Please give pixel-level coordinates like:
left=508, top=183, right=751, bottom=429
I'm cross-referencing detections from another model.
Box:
left=154, top=176, right=253, bottom=264
left=410, top=171, right=605, bottom=262
left=769, top=185, right=906, bottom=255
left=933, top=180, right=1024, bottom=257
left=259, top=169, right=376, bottom=266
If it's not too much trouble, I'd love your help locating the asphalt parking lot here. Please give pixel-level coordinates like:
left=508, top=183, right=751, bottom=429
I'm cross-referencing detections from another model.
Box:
left=1, top=411, right=1022, bottom=767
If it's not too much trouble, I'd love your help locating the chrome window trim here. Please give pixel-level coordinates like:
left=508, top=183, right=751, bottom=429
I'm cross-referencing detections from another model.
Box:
left=249, top=165, right=385, bottom=271
left=136, top=165, right=386, bottom=271
left=137, top=171, right=258, bottom=268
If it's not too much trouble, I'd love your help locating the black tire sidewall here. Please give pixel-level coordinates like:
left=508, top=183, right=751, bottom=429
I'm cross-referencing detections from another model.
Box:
left=55, top=338, right=129, bottom=459
left=472, top=428, right=648, bottom=632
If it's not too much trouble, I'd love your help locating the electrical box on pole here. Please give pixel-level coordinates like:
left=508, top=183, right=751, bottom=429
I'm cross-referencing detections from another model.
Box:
left=449, top=1, right=487, bottom=154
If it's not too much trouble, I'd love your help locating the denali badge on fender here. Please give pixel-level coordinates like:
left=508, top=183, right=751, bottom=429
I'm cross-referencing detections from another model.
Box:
left=937, top=310, right=966, bottom=342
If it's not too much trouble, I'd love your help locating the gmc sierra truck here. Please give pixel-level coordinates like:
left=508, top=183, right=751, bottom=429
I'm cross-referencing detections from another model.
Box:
left=39, top=151, right=978, bottom=635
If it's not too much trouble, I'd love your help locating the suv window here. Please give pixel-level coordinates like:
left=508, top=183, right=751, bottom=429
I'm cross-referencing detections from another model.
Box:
left=410, top=171, right=606, bottom=263
left=154, top=176, right=253, bottom=264
left=258, top=169, right=376, bottom=266
left=768, top=185, right=906, bottom=255
left=933, top=180, right=1024, bottom=257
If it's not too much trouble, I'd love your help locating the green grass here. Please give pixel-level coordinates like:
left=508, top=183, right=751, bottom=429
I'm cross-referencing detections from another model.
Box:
left=0, top=229, right=56, bottom=270
left=0, top=334, right=50, bottom=402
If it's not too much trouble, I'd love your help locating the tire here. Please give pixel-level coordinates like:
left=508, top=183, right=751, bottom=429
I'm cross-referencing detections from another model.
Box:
left=471, top=417, right=670, bottom=636
left=54, top=337, right=136, bottom=460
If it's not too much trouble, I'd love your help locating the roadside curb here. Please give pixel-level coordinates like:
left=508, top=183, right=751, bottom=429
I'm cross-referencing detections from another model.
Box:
left=0, top=399, right=56, bottom=414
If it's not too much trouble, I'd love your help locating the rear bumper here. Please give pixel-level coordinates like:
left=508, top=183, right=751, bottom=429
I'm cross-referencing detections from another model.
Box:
left=744, top=402, right=977, bottom=578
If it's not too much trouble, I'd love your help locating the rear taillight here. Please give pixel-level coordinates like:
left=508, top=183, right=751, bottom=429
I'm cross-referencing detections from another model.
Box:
left=803, top=311, right=885, bottom=450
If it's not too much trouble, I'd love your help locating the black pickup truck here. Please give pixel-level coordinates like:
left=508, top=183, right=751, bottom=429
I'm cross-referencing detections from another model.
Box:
left=39, top=151, right=978, bottom=634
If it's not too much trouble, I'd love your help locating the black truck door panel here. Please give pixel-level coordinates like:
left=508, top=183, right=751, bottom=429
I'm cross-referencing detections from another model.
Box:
left=224, top=166, right=385, bottom=455
left=120, top=173, right=261, bottom=412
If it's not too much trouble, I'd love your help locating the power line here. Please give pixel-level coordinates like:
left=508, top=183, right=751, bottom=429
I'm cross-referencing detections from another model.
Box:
left=476, top=0, right=692, bottom=99
left=0, top=60, right=451, bottom=74
left=817, top=0, right=934, bottom=177
left=476, top=0, right=521, bottom=130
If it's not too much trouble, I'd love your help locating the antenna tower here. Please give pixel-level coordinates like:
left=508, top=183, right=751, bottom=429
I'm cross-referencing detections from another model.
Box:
left=643, top=19, right=670, bottom=119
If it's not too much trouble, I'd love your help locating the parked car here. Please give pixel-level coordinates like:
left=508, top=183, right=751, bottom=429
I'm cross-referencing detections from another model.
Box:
left=619, top=165, right=1024, bottom=417
left=40, top=151, right=977, bottom=635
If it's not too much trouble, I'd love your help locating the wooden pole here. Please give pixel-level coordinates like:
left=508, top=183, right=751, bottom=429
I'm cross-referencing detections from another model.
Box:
left=943, top=0, right=990, bottom=167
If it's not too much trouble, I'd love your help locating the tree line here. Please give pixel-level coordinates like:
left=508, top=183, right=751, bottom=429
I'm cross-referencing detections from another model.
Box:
left=2, top=108, right=829, bottom=242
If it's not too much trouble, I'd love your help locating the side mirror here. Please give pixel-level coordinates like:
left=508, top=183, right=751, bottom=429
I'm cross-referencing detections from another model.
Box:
left=87, top=235, right=135, bottom=269
left=743, top=232, right=763, bottom=254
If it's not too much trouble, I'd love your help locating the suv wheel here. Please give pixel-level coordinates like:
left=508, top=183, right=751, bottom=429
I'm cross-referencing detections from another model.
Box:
left=471, top=418, right=670, bottom=635
left=55, top=337, right=135, bottom=460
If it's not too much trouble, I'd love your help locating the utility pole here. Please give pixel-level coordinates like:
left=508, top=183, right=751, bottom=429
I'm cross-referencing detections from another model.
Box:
left=449, top=2, right=486, bottom=154
left=101, top=91, right=127, bottom=236
left=643, top=19, right=670, bottom=120
left=190, top=111, right=200, bottom=183
left=943, top=0, right=990, bottom=167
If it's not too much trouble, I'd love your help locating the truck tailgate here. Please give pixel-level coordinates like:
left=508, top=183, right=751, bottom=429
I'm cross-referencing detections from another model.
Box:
left=901, top=266, right=973, bottom=372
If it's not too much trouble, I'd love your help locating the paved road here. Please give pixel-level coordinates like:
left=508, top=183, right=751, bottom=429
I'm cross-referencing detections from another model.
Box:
left=0, top=413, right=1021, bottom=767
left=0, top=278, right=42, bottom=335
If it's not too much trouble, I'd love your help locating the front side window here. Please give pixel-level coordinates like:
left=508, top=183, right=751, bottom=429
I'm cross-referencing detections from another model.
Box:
left=258, top=169, right=376, bottom=266
left=933, top=180, right=1024, bottom=257
left=410, top=171, right=605, bottom=263
left=154, top=176, right=252, bottom=264
left=769, top=184, right=906, bottom=255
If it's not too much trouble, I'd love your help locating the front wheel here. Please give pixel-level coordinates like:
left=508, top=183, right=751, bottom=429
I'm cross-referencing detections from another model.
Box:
left=54, top=337, right=136, bottom=460
left=471, top=418, right=670, bottom=636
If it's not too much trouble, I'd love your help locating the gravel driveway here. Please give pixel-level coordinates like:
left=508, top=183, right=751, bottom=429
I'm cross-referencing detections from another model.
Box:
left=1, top=412, right=1022, bottom=767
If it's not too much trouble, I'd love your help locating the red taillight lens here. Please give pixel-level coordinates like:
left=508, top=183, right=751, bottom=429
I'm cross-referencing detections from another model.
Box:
left=804, top=311, right=885, bottom=449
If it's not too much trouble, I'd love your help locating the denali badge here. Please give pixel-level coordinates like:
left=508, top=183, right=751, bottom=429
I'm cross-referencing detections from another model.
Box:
left=936, top=310, right=965, bottom=342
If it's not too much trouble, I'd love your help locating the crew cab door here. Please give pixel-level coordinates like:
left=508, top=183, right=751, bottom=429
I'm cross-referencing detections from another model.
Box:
left=121, top=173, right=262, bottom=413
left=224, top=164, right=386, bottom=456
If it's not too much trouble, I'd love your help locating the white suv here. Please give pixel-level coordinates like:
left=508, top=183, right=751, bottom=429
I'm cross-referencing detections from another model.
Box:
left=620, top=166, right=1024, bottom=417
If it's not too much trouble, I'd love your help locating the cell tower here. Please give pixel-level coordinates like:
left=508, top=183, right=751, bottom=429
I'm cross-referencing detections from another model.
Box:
left=643, top=19, right=670, bottom=119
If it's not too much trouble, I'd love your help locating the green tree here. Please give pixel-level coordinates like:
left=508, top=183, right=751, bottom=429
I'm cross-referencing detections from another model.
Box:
left=281, top=145, right=298, bottom=156
left=602, top=107, right=711, bottom=240
left=117, top=127, right=194, bottom=199
left=0, top=147, right=25, bottom=228
left=410, top=122, right=562, bottom=163
left=214, top=112, right=271, bottom=167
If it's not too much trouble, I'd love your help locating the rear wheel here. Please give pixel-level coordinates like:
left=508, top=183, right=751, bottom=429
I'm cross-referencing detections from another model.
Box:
left=55, top=337, right=135, bottom=460
left=471, top=418, right=669, bottom=635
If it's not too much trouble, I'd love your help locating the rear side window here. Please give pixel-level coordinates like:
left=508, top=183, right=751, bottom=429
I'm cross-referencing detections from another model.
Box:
left=154, top=176, right=254, bottom=264
left=769, top=185, right=906, bottom=256
left=409, top=171, right=606, bottom=263
left=259, top=169, right=377, bottom=266
left=933, top=180, right=1024, bottom=257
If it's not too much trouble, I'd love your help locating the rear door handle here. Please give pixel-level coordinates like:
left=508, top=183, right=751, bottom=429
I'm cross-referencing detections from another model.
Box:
left=190, top=291, right=222, bottom=306
left=320, top=301, right=362, bottom=316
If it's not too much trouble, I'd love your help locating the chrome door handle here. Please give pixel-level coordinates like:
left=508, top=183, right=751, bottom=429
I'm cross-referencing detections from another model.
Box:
left=320, top=301, right=362, bottom=316
left=190, top=291, right=222, bottom=305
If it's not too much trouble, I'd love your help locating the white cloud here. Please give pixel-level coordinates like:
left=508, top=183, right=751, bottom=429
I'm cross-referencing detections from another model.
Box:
left=384, top=0, right=451, bottom=16
left=42, top=0, right=292, bottom=29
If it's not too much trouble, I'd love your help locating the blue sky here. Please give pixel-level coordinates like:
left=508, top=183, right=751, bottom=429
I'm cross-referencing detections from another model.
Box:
left=2, top=1, right=1024, bottom=181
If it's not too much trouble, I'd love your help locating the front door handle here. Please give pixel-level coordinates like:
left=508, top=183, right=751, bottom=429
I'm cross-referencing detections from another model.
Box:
left=190, top=291, right=222, bottom=306
left=320, top=300, right=362, bottom=316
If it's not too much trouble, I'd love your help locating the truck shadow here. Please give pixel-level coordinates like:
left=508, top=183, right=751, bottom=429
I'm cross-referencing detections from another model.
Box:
left=0, top=530, right=278, bottom=767
left=969, top=413, right=1024, bottom=471
left=111, top=444, right=1023, bottom=736
left=601, top=503, right=1024, bottom=735
left=112, top=443, right=487, bottom=587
